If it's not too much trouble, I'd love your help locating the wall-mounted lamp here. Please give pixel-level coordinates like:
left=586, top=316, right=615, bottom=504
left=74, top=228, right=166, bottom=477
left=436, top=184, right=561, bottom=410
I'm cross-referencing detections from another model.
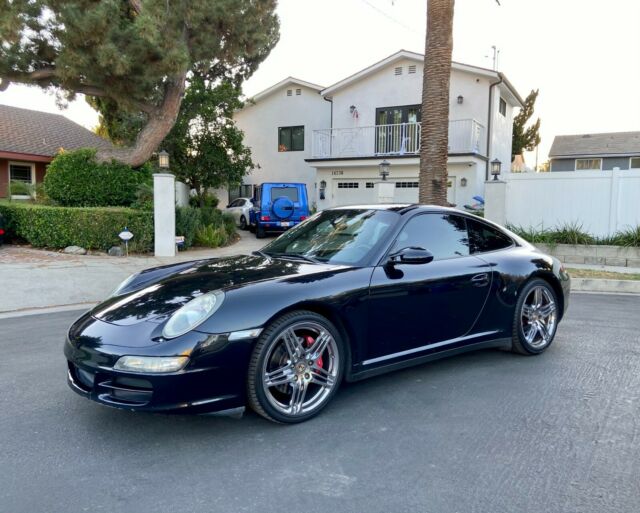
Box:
left=319, top=180, right=327, bottom=200
left=457, top=95, right=464, bottom=104
left=349, top=105, right=356, bottom=114
left=460, top=177, right=467, bottom=187
left=378, top=160, right=390, bottom=181
left=491, top=159, right=502, bottom=180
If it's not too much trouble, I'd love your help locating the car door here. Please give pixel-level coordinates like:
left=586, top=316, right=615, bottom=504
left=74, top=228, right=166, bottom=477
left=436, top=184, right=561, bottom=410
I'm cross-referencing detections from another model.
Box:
left=364, top=213, right=492, bottom=363
left=227, top=199, right=242, bottom=224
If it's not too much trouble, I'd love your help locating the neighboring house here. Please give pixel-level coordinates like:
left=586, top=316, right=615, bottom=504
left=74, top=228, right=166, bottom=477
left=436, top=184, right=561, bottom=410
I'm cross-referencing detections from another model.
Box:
left=0, top=104, right=112, bottom=198
left=232, top=50, right=523, bottom=209
left=549, top=131, right=640, bottom=172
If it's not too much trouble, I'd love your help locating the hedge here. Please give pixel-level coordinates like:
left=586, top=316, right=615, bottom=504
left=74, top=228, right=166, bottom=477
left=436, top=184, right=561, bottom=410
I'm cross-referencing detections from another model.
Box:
left=44, top=149, right=152, bottom=207
left=0, top=202, right=153, bottom=251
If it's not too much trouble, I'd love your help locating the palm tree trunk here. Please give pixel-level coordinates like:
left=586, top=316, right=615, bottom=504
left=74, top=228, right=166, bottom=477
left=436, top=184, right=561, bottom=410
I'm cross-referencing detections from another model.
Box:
left=419, top=0, right=455, bottom=205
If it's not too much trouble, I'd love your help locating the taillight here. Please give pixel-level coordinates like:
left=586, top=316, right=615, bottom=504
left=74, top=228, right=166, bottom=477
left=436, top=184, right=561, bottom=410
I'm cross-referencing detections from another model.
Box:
left=260, top=216, right=270, bottom=221
left=0, top=229, right=4, bottom=236
left=300, top=216, right=307, bottom=221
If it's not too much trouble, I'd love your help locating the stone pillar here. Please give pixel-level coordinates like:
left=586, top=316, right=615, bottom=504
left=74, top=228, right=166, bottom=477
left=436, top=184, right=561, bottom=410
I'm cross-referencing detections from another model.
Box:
left=484, top=179, right=507, bottom=226
left=374, top=181, right=395, bottom=203
left=153, top=173, right=176, bottom=257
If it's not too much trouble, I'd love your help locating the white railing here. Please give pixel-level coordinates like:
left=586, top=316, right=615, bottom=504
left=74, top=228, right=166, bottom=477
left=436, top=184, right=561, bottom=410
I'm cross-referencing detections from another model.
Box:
left=312, top=119, right=486, bottom=159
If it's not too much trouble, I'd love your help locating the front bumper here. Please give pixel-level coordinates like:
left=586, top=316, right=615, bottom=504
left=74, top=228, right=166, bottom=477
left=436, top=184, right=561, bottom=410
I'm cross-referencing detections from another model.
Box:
left=64, top=317, right=258, bottom=414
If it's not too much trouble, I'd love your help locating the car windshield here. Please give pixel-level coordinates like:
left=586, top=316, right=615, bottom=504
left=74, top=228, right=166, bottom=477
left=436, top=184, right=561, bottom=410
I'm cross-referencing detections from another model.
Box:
left=261, top=209, right=397, bottom=265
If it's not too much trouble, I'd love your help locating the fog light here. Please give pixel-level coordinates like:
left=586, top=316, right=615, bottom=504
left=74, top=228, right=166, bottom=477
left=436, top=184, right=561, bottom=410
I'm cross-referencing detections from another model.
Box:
left=114, top=355, right=188, bottom=374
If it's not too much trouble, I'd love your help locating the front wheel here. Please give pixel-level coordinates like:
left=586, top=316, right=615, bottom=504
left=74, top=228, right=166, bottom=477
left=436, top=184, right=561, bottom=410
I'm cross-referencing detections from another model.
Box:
left=247, top=311, right=344, bottom=423
left=511, top=278, right=559, bottom=355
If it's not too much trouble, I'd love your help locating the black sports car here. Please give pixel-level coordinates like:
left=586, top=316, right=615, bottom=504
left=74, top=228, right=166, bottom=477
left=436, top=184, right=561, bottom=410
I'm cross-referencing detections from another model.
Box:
left=65, top=205, right=570, bottom=423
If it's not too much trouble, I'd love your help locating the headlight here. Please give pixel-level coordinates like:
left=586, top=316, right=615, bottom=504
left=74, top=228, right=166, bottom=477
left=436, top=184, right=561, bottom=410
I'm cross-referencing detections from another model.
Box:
left=114, top=355, right=188, bottom=373
left=162, top=290, right=225, bottom=339
left=110, top=273, right=139, bottom=297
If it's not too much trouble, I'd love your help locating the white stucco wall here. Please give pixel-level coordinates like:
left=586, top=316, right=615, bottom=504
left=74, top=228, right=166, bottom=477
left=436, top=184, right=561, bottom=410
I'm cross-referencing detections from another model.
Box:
left=489, top=84, right=516, bottom=176
left=234, top=83, right=331, bottom=204
left=330, top=62, right=492, bottom=131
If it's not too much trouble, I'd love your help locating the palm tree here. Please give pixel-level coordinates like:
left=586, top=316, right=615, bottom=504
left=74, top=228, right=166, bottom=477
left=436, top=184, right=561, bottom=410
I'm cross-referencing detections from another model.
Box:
left=419, top=0, right=455, bottom=206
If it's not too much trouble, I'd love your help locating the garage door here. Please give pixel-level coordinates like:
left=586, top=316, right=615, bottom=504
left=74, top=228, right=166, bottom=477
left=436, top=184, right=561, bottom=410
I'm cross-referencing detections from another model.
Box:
left=332, top=179, right=420, bottom=206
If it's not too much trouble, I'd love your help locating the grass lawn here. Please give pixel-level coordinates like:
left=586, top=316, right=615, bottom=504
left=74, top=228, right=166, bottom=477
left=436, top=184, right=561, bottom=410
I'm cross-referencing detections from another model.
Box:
left=567, top=268, right=640, bottom=281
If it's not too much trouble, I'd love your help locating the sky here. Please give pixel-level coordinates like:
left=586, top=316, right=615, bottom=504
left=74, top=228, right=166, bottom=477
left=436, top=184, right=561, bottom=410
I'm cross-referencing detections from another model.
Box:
left=1, top=0, right=639, bottom=165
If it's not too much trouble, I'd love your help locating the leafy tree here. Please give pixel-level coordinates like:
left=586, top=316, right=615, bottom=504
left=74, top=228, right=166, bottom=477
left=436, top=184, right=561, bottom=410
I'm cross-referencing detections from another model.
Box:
left=512, top=89, right=541, bottom=158
left=0, top=0, right=279, bottom=166
left=162, top=75, right=255, bottom=206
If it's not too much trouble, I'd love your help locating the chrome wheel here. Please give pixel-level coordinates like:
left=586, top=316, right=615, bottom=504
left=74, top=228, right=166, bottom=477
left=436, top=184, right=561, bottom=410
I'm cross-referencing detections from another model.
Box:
left=261, top=321, right=339, bottom=417
left=521, top=286, right=557, bottom=349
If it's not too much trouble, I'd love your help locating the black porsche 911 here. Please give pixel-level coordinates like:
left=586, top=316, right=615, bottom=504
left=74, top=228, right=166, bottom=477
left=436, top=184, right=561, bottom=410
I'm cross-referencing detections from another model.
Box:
left=65, top=205, right=570, bottom=423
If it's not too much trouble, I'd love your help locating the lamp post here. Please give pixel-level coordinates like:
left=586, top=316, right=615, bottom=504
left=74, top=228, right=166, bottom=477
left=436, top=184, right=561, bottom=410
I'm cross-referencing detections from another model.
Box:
left=379, top=160, right=390, bottom=181
left=490, top=158, right=502, bottom=181
left=153, top=150, right=176, bottom=257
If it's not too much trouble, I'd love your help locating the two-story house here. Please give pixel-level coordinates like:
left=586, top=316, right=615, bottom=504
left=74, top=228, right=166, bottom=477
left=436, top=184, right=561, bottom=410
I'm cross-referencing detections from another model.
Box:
left=232, top=50, right=523, bottom=209
left=549, top=131, right=640, bottom=172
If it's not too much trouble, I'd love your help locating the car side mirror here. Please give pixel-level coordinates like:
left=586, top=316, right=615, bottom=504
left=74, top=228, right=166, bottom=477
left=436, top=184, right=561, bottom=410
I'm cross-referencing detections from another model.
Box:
left=386, top=247, right=434, bottom=265
left=226, top=204, right=231, bottom=208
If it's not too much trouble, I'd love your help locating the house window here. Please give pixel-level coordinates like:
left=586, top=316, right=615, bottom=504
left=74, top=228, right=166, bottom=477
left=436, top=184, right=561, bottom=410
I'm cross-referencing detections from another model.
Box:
left=337, top=182, right=359, bottom=189
left=9, top=163, right=34, bottom=183
left=575, top=158, right=602, bottom=171
left=366, top=182, right=375, bottom=188
left=499, top=98, right=507, bottom=116
left=278, top=126, right=304, bottom=152
left=395, top=182, right=419, bottom=188
left=629, top=157, right=640, bottom=169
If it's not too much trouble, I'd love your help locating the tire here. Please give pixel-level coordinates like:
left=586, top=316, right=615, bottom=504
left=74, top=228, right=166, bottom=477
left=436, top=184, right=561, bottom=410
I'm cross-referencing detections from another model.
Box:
left=256, top=225, right=266, bottom=239
left=249, top=223, right=256, bottom=233
left=247, top=310, right=344, bottom=423
left=239, top=215, right=247, bottom=230
left=511, top=278, right=559, bottom=355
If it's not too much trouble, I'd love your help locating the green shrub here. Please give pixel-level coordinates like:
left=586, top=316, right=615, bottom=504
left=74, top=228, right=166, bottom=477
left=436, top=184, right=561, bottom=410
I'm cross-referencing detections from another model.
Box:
left=509, top=222, right=640, bottom=247
left=605, top=226, right=640, bottom=247
left=9, top=180, right=34, bottom=198
left=44, top=149, right=152, bottom=207
left=195, top=224, right=229, bottom=247
left=189, top=192, right=219, bottom=209
left=131, top=182, right=154, bottom=211
left=175, top=206, right=201, bottom=248
left=0, top=202, right=153, bottom=251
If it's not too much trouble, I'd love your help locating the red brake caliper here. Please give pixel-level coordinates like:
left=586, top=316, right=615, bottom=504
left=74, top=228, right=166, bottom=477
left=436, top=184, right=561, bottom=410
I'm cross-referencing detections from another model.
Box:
left=305, top=335, right=323, bottom=368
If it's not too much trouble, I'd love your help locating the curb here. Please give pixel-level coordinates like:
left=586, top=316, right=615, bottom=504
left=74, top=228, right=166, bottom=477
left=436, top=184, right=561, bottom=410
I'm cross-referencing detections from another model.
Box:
left=570, top=278, right=640, bottom=295
left=0, top=303, right=96, bottom=320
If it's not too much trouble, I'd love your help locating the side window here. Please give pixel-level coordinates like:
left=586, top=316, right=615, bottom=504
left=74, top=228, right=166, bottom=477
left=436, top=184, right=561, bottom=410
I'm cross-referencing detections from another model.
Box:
left=467, top=218, right=513, bottom=253
left=392, top=214, right=469, bottom=260
left=229, top=199, right=240, bottom=207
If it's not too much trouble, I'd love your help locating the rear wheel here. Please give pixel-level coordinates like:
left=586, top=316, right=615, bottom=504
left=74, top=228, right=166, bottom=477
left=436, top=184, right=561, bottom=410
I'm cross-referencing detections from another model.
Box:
left=247, top=311, right=344, bottom=423
left=239, top=215, right=247, bottom=230
left=256, top=225, right=266, bottom=239
left=511, top=278, right=559, bottom=355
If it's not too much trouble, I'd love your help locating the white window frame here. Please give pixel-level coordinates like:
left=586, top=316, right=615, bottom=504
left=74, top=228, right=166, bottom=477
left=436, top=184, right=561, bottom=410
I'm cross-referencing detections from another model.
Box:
left=629, top=157, right=640, bottom=169
left=574, top=158, right=602, bottom=171
left=8, top=161, right=36, bottom=199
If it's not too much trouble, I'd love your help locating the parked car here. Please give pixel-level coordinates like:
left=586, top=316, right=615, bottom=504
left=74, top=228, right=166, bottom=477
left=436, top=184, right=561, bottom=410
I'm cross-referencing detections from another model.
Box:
left=65, top=204, right=570, bottom=424
left=249, top=182, right=309, bottom=238
left=224, top=197, right=252, bottom=230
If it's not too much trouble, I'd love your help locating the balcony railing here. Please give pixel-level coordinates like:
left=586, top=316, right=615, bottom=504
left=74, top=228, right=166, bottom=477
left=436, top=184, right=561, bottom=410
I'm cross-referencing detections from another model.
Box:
left=311, top=119, right=486, bottom=159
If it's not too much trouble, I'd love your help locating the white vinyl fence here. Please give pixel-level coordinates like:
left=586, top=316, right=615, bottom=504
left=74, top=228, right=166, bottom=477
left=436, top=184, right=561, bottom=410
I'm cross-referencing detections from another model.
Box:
left=485, top=170, right=640, bottom=237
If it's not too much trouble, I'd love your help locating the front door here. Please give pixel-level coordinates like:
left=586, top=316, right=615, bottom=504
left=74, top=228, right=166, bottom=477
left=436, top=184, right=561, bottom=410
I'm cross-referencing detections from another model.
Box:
left=365, top=213, right=491, bottom=363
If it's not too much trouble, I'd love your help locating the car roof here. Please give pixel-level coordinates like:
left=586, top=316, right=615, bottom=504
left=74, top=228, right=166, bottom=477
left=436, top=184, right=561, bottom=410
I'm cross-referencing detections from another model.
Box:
left=331, top=203, right=462, bottom=214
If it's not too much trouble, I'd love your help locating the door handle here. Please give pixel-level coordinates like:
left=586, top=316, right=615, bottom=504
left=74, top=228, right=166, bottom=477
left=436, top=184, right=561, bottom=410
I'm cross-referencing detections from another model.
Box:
left=471, top=273, right=489, bottom=286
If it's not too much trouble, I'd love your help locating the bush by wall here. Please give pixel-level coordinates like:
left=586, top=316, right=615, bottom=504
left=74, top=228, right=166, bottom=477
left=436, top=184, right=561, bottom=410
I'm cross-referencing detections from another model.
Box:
left=0, top=202, right=153, bottom=251
left=44, top=149, right=152, bottom=207
left=175, top=206, right=236, bottom=249
left=509, top=222, right=640, bottom=247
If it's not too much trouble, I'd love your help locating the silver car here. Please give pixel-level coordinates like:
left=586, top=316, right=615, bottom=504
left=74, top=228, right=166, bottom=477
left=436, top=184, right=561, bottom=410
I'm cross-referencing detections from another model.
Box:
left=224, top=197, right=252, bottom=230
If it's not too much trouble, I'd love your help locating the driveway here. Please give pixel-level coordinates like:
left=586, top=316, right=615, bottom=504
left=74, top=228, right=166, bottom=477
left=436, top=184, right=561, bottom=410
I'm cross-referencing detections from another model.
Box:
left=1, top=293, right=638, bottom=513
left=0, top=230, right=266, bottom=313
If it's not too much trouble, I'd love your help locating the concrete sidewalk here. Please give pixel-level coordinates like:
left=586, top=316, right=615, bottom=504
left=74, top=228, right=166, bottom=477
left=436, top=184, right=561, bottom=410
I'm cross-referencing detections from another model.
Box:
left=1, top=230, right=265, bottom=313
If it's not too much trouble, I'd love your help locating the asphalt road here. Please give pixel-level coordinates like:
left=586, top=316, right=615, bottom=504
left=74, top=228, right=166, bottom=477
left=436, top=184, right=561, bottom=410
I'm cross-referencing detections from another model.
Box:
left=1, top=293, right=639, bottom=513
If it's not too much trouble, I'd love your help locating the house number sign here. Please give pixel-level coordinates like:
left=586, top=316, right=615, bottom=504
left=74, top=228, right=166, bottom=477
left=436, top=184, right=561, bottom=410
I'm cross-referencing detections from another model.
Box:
left=331, top=170, right=344, bottom=176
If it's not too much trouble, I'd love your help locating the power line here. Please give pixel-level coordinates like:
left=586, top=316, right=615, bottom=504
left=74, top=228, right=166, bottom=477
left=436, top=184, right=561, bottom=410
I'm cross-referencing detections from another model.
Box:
left=359, top=0, right=421, bottom=35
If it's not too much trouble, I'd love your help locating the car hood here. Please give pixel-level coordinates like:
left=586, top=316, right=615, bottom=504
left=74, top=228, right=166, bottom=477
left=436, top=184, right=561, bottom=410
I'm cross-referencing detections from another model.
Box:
left=92, top=254, right=344, bottom=326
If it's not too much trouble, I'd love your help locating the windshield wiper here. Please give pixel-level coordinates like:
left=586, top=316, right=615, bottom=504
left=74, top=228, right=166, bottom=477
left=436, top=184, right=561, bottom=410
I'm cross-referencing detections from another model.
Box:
left=252, top=250, right=272, bottom=260
left=270, top=253, right=322, bottom=264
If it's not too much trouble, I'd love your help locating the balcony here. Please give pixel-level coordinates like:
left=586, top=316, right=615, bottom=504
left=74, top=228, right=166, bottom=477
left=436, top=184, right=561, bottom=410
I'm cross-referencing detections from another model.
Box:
left=311, top=119, right=486, bottom=159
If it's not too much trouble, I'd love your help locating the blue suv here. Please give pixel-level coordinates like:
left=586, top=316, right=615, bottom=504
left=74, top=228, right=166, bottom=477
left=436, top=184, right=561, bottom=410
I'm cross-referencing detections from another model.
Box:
left=250, top=182, right=309, bottom=238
